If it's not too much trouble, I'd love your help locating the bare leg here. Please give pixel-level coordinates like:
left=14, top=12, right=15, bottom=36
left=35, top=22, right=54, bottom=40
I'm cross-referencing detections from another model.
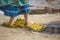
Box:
left=24, top=14, right=29, bottom=26
left=24, top=14, right=34, bottom=26
left=9, top=16, right=15, bottom=25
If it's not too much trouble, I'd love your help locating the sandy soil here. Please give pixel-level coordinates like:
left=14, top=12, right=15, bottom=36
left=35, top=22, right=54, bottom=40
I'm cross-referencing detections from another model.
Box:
left=0, top=14, right=60, bottom=40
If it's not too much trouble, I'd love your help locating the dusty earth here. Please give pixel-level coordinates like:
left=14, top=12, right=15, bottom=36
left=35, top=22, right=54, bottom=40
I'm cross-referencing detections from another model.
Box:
left=0, top=14, right=60, bottom=40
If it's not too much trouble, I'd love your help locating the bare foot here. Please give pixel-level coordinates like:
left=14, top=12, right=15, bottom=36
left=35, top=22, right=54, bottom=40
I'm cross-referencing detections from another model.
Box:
left=25, top=20, right=34, bottom=26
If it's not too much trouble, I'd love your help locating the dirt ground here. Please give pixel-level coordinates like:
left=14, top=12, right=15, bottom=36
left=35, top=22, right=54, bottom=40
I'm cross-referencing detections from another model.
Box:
left=0, top=14, right=60, bottom=40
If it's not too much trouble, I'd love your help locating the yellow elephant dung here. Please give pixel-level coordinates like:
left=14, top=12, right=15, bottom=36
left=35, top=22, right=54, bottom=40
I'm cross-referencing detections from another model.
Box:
left=2, top=18, right=45, bottom=32
left=30, top=23, right=45, bottom=31
left=14, top=18, right=25, bottom=28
